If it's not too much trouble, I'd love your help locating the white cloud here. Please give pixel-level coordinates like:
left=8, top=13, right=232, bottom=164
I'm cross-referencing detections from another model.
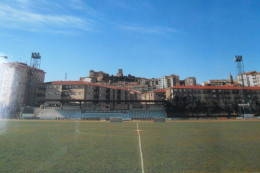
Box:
left=0, top=2, right=94, bottom=33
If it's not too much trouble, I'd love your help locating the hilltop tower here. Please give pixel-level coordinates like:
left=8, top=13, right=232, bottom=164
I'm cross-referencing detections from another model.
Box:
left=117, top=69, right=123, bottom=77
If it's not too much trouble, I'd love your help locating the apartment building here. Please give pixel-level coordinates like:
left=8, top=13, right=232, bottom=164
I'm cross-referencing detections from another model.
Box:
left=236, top=71, right=260, bottom=87
left=166, top=85, right=260, bottom=116
left=44, top=81, right=136, bottom=102
left=159, top=75, right=180, bottom=89
left=0, top=62, right=45, bottom=117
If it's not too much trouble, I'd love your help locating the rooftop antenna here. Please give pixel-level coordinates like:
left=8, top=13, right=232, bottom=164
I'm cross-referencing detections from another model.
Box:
left=65, top=73, right=67, bottom=81
left=30, top=52, right=41, bottom=68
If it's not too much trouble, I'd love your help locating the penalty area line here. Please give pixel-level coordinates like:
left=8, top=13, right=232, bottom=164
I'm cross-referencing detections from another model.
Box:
left=136, top=123, right=145, bottom=173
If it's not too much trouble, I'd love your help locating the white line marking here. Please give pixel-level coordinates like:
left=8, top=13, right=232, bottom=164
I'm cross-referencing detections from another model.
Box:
left=137, top=123, right=145, bottom=173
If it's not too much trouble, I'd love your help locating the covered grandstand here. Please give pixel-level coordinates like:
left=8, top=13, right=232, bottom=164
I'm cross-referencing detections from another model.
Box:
left=37, top=109, right=166, bottom=120
left=35, top=100, right=167, bottom=120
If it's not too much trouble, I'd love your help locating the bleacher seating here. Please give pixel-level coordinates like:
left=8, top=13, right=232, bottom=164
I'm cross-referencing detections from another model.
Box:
left=129, top=110, right=166, bottom=119
left=37, top=108, right=167, bottom=119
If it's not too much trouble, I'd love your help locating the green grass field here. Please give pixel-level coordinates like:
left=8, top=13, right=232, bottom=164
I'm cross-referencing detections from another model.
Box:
left=0, top=120, right=260, bottom=173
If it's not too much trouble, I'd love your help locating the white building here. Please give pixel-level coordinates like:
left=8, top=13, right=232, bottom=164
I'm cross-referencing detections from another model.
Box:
left=0, top=62, right=45, bottom=118
left=236, top=71, right=260, bottom=87
left=158, top=75, right=180, bottom=89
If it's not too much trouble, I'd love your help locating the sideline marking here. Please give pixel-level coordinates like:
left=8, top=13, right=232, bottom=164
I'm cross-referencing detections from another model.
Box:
left=136, top=123, right=145, bottom=173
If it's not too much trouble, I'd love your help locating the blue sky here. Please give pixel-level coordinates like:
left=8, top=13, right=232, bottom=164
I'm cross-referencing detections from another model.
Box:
left=0, top=0, right=259, bottom=83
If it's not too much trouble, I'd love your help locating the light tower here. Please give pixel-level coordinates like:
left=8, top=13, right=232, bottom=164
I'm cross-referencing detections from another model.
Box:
left=234, top=55, right=245, bottom=86
left=0, top=55, right=8, bottom=59
left=30, top=52, right=41, bottom=68
left=234, top=55, right=251, bottom=117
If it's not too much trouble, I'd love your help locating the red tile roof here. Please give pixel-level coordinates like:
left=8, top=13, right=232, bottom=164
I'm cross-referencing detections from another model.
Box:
left=170, top=85, right=260, bottom=90
left=51, top=81, right=135, bottom=92
left=154, top=89, right=166, bottom=93
left=52, top=81, right=86, bottom=85
left=243, top=71, right=257, bottom=75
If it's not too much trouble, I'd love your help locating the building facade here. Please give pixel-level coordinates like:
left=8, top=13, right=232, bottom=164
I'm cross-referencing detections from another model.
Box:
left=236, top=71, right=260, bottom=87
left=184, top=77, right=197, bottom=86
left=166, top=86, right=260, bottom=116
left=159, top=75, right=180, bottom=89
left=140, top=89, right=166, bottom=101
left=116, top=69, right=123, bottom=77
left=0, top=62, right=45, bottom=118
left=80, top=70, right=110, bottom=83
left=44, top=81, right=136, bottom=102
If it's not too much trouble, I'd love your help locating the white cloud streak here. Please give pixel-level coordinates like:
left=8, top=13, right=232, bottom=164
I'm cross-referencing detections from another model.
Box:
left=0, top=2, right=94, bottom=33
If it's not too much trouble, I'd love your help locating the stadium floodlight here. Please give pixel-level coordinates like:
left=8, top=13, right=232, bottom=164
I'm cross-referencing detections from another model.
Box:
left=0, top=55, right=8, bottom=59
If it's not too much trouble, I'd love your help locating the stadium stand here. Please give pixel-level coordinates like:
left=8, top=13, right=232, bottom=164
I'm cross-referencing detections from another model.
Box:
left=37, top=108, right=167, bottom=120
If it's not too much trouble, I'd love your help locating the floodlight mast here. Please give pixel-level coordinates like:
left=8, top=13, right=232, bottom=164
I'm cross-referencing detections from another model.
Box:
left=234, top=55, right=250, bottom=117
left=234, top=55, right=245, bottom=87
left=0, top=55, right=8, bottom=59
left=30, top=52, right=41, bottom=68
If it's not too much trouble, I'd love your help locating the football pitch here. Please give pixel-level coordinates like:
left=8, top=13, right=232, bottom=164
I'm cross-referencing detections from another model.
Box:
left=0, top=120, right=260, bottom=172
